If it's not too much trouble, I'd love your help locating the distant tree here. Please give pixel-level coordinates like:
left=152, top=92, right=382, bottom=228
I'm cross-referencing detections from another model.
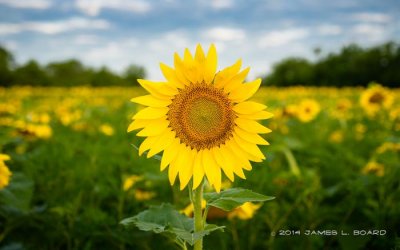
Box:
left=46, top=59, right=92, bottom=86
left=91, top=67, right=124, bottom=86
left=123, top=64, right=146, bottom=86
left=0, top=46, right=15, bottom=86
left=13, top=60, right=50, bottom=86
left=264, top=58, right=313, bottom=86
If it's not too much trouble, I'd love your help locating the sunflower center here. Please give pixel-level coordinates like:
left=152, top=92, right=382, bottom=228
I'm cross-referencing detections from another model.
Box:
left=369, top=92, right=384, bottom=104
left=168, top=83, right=235, bottom=150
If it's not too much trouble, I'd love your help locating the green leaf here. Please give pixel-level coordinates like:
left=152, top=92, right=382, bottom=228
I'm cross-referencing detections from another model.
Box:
left=0, top=173, right=34, bottom=213
left=204, top=188, right=275, bottom=211
left=120, top=203, right=224, bottom=246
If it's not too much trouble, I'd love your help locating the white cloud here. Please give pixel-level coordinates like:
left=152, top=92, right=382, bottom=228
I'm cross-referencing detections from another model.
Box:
left=317, top=24, right=342, bottom=35
left=258, top=28, right=309, bottom=48
left=0, top=17, right=110, bottom=35
left=210, top=0, right=234, bottom=9
left=352, top=12, right=391, bottom=23
left=75, top=0, right=151, bottom=16
left=202, top=27, right=246, bottom=42
left=0, top=0, right=51, bottom=9
left=73, top=34, right=100, bottom=45
left=353, top=24, right=385, bottom=37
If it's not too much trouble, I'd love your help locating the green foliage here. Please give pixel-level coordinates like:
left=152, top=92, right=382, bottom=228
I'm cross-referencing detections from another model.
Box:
left=263, top=42, right=400, bottom=87
left=204, top=188, right=274, bottom=211
left=121, top=203, right=224, bottom=246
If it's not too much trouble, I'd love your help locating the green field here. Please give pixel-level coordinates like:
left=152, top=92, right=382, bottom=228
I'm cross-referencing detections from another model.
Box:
left=0, top=86, right=399, bottom=249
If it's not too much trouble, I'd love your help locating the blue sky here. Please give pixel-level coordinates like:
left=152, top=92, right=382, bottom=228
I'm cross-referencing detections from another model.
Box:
left=0, top=0, right=399, bottom=80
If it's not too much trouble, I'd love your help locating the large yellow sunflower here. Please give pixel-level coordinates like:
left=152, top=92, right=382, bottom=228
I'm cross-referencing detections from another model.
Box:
left=360, top=84, right=394, bottom=116
left=128, top=44, right=272, bottom=192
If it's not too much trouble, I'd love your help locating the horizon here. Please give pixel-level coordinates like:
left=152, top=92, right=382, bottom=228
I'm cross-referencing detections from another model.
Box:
left=1, top=0, right=399, bottom=80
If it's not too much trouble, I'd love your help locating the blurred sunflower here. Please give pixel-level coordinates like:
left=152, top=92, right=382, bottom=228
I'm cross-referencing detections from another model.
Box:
left=362, top=161, right=384, bottom=177
left=0, top=154, right=12, bottom=189
left=297, top=99, right=320, bottom=123
left=128, top=44, right=273, bottom=192
left=360, top=84, right=394, bottom=116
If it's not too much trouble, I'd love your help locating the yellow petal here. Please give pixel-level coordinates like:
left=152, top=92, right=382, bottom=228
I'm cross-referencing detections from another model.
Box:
left=131, top=95, right=171, bottom=107
left=223, top=67, right=250, bottom=94
left=204, top=44, right=217, bottom=84
left=213, top=147, right=234, bottom=182
left=214, top=59, right=242, bottom=89
left=174, top=53, right=191, bottom=86
left=194, top=44, right=206, bottom=83
left=147, top=129, right=175, bottom=158
left=235, top=117, right=272, bottom=134
left=193, top=150, right=205, bottom=190
left=239, top=110, right=274, bottom=120
left=161, top=138, right=180, bottom=171
left=183, top=48, right=198, bottom=83
left=233, top=133, right=265, bottom=161
left=202, top=149, right=219, bottom=186
left=213, top=163, right=222, bottom=193
left=233, top=101, right=267, bottom=114
left=234, top=127, right=269, bottom=145
left=136, top=119, right=169, bottom=137
left=229, top=78, right=262, bottom=102
left=138, top=79, right=178, bottom=98
left=179, top=148, right=195, bottom=190
left=127, top=119, right=151, bottom=132
left=169, top=144, right=191, bottom=186
left=220, top=144, right=246, bottom=179
left=138, top=136, right=159, bottom=156
left=133, top=107, right=168, bottom=120
left=160, top=63, right=185, bottom=89
left=0, top=154, right=10, bottom=161
left=226, top=139, right=254, bottom=170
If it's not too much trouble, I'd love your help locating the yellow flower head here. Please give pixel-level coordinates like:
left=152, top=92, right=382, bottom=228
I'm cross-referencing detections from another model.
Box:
left=297, top=99, right=321, bottom=123
left=99, top=124, right=115, bottom=136
left=128, top=44, right=273, bottom=192
left=227, top=202, right=262, bottom=220
left=362, top=161, right=384, bottom=177
left=0, top=154, right=12, bottom=189
left=360, top=84, right=394, bottom=116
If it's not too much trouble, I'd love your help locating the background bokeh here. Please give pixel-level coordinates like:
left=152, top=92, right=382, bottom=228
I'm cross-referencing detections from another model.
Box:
left=1, top=0, right=400, bottom=249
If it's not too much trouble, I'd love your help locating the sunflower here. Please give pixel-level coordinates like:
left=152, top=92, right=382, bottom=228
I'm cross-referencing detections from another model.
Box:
left=0, top=154, right=12, bottom=189
left=128, top=44, right=272, bottom=192
left=296, top=99, right=320, bottom=123
left=360, top=84, right=394, bottom=116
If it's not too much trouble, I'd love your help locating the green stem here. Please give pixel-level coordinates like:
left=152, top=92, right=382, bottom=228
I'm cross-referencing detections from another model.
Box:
left=193, top=181, right=204, bottom=250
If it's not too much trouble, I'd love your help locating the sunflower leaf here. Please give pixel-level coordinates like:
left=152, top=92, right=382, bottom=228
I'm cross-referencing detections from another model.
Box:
left=120, top=203, right=224, bottom=245
left=204, top=188, right=275, bottom=211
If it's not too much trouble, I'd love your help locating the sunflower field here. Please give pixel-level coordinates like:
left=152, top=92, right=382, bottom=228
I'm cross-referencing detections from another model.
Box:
left=0, top=84, right=399, bottom=250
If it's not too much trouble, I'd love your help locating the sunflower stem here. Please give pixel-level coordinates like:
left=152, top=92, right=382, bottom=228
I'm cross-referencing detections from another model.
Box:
left=193, top=181, right=204, bottom=250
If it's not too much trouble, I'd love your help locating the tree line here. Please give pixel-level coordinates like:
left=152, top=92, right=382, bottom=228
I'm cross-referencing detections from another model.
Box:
left=1, top=42, right=399, bottom=87
left=263, top=42, right=400, bottom=87
left=0, top=47, right=145, bottom=87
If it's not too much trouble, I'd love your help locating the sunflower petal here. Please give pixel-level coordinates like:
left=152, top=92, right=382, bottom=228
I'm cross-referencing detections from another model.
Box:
left=133, top=107, right=168, bottom=120
left=221, top=143, right=246, bottom=179
left=137, top=79, right=178, bottom=98
left=223, top=67, right=250, bottom=94
left=193, top=150, right=205, bottom=190
left=204, top=44, right=217, bottom=84
left=131, top=95, right=171, bottom=107
left=136, top=120, right=169, bottom=137
left=147, top=129, right=175, bottom=158
left=179, top=148, right=195, bottom=190
left=227, top=140, right=254, bottom=170
left=161, top=138, right=180, bottom=171
left=127, top=119, right=151, bottom=132
left=194, top=44, right=206, bottom=83
left=229, top=78, right=262, bottom=102
left=174, top=53, right=191, bottom=85
left=233, top=133, right=265, bottom=161
left=213, top=147, right=234, bottom=182
left=160, top=63, right=185, bottom=89
left=168, top=143, right=187, bottom=185
left=239, top=110, right=274, bottom=120
left=138, top=136, right=159, bottom=156
left=235, top=117, right=272, bottom=134
left=233, top=101, right=267, bottom=114
left=235, top=127, right=269, bottom=145
left=214, top=59, right=242, bottom=89
left=202, top=149, right=218, bottom=186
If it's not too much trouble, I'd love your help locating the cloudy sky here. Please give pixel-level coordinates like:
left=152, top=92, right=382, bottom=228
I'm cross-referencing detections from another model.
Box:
left=0, top=0, right=399, bottom=80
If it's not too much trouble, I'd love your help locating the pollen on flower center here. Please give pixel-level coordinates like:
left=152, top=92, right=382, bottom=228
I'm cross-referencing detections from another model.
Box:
left=168, top=83, right=235, bottom=150
left=369, top=92, right=384, bottom=104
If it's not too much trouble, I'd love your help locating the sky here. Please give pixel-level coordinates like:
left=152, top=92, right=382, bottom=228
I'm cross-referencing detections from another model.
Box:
left=0, top=0, right=399, bottom=80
